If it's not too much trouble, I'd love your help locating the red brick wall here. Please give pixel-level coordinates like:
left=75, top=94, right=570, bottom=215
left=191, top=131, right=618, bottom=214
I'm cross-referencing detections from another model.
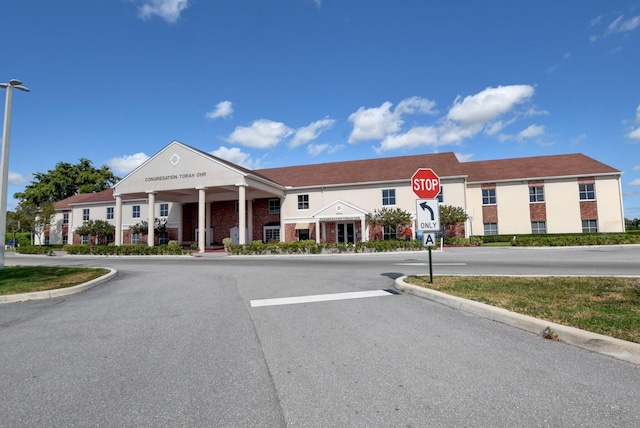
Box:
left=482, top=205, right=498, bottom=223
left=211, top=201, right=239, bottom=244
left=529, top=203, right=547, bottom=221
left=251, top=199, right=282, bottom=242
left=580, top=201, right=598, bottom=219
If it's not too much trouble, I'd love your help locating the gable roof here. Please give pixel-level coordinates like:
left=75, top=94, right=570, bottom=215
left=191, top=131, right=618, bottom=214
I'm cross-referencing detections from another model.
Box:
left=54, top=189, right=115, bottom=210
left=255, top=152, right=465, bottom=187
left=462, top=153, right=621, bottom=183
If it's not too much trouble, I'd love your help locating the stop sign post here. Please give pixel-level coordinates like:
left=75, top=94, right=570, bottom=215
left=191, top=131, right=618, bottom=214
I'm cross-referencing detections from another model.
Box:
left=411, top=168, right=440, bottom=199
left=411, top=168, right=441, bottom=283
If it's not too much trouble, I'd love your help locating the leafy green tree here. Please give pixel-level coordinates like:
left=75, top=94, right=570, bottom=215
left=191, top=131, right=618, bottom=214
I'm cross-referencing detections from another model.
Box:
left=129, top=218, right=167, bottom=244
left=75, top=219, right=116, bottom=245
left=439, top=205, right=469, bottom=238
left=625, top=218, right=640, bottom=231
left=11, top=201, right=55, bottom=245
left=369, top=207, right=413, bottom=240
left=14, top=158, right=119, bottom=205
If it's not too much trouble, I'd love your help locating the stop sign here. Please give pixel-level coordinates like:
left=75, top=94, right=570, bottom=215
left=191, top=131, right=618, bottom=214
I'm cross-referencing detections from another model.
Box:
left=411, top=168, right=440, bottom=198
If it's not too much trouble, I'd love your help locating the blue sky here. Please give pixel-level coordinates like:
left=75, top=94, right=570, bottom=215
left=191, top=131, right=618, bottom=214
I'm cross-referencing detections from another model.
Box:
left=1, top=1, right=640, bottom=217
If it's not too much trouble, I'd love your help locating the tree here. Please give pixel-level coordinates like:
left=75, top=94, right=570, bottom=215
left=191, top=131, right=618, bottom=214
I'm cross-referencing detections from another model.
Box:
left=14, top=158, right=120, bottom=205
left=439, top=205, right=469, bottom=238
left=625, top=218, right=640, bottom=231
left=12, top=201, right=55, bottom=245
left=129, top=218, right=168, bottom=244
left=369, top=207, right=413, bottom=240
left=75, top=220, right=116, bottom=245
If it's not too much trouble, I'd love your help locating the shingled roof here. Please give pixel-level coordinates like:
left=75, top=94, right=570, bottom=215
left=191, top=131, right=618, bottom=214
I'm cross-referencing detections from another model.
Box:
left=52, top=151, right=621, bottom=208
left=461, top=153, right=620, bottom=183
left=255, top=152, right=465, bottom=187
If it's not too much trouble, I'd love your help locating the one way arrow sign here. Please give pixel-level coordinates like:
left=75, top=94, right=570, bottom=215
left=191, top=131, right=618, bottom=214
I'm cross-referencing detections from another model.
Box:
left=416, top=199, right=440, bottom=231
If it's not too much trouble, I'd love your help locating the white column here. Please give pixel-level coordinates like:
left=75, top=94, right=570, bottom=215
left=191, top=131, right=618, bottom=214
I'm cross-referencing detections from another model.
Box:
left=147, top=192, right=155, bottom=246
left=237, top=184, right=247, bottom=245
left=115, top=194, right=122, bottom=245
left=315, top=219, right=320, bottom=244
left=247, top=199, right=253, bottom=242
left=198, top=187, right=206, bottom=252
left=362, top=215, right=368, bottom=242
left=67, top=210, right=74, bottom=245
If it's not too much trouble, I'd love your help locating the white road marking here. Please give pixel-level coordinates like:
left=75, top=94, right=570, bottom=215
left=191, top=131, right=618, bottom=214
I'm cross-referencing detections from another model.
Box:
left=250, top=289, right=394, bottom=308
left=395, top=262, right=467, bottom=266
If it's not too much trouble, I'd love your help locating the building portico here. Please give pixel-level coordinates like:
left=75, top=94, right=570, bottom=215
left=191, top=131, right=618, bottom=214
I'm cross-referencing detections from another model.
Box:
left=112, top=141, right=285, bottom=252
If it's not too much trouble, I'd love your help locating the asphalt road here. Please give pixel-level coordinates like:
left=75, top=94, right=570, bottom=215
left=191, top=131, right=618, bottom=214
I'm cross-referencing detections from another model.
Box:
left=1, top=246, right=640, bottom=427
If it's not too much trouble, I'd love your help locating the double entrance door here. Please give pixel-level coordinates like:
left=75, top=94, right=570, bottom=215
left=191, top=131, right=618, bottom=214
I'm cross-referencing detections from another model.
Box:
left=337, top=222, right=355, bottom=244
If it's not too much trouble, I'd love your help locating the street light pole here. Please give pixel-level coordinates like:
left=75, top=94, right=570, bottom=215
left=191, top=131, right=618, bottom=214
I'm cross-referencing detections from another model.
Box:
left=0, top=79, right=29, bottom=269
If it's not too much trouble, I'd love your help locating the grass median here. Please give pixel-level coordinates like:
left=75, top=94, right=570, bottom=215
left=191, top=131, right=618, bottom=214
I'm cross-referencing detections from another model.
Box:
left=0, top=266, right=110, bottom=296
left=405, top=275, right=640, bottom=344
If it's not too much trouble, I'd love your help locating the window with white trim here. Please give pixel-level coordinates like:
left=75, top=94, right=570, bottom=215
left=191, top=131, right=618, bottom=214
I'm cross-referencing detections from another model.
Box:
left=63, top=213, right=69, bottom=224
left=132, top=232, right=140, bottom=244
left=529, top=186, right=544, bottom=203
left=582, top=219, right=598, bottom=233
left=269, top=199, right=280, bottom=214
left=106, top=207, right=114, bottom=220
left=83, top=209, right=90, bottom=221
left=160, top=203, right=169, bottom=217
left=264, top=226, right=280, bottom=242
left=482, top=189, right=496, bottom=205
left=436, top=188, right=443, bottom=203
left=484, top=222, right=498, bottom=235
left=297, top=195, right=309, bottom=210
left=579, top=183, right=595, bottom=200
left=81, top=234, right=89, bottom=245
left=132, top=205, right=141, bottom=218
left=531, top=221, right=547, bottom=234
left=382, top=189, right=396, bottom=206
left=298, top=229, right=310, bottom=241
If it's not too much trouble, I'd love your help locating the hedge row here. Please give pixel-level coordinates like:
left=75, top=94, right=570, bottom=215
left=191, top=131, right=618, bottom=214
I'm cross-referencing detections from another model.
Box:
left=511, top=233, right=640, bottom=247
left=62, top=243, right=192, bottom=256
left=225, top=239, right=427, bottom=255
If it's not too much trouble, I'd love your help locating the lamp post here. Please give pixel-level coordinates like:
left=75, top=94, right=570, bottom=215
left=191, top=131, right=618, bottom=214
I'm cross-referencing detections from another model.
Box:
left=0, top=79, right=29, bottom=269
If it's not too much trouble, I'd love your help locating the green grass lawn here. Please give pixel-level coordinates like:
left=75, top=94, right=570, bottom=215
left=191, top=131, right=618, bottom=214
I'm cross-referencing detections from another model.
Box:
left=0, top=266, right=110, bottom=295
left=405, top=275, right=640, bottom=344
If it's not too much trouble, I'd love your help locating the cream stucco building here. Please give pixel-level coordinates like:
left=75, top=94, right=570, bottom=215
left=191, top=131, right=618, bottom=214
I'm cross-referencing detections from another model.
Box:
left=47, top=141, right=625, bottom=250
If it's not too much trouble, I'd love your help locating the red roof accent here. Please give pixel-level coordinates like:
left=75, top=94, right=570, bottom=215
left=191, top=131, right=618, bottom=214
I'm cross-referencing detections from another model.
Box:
left=255, top=152, right=464, bottom=187
left=51, top=152, right=621, bottom=208
left=462, top=153, right=620, bottom=183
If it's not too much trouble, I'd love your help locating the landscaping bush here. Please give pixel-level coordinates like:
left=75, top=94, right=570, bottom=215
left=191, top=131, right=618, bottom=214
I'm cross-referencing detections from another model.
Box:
left=62, top=243, right=192, bottom=255
left=16, top=245, right=55, bottom=256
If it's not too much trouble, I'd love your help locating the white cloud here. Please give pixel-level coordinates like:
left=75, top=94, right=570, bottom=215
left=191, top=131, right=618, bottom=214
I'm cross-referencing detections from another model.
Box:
left=375, top=126, right=440, bottom=153
left=628, top=127, right=640, bottom=141
left=455, top=152, right=474, bottom=162
left=518, top=124, right=545, bottom=140
left=8, top=171, right=29, bottom=185
left=633, top=165, right=640, bottom=171
left=108, top=152, right=150, bottom=175
left=227, top=119, right=293, bottom=149
left=206, top=101, right=233, bottom=120
left=307, top=143, right=344, bottom=156
left=210, top=146, right=262, bottom=169
left=290, top=118, right=336, bottom=148
left=485, top=118, right=515, bottom=136
left=626, top=105, right=640, bottom=141
left=607, top=15, right=640, bottom=34
left=629, top=178, right=640, bottom=186
left=133, top=0, right=190, bottom=24
left=348, top=96, right=436, bottom=143
left=447, top=85, right=535, bottom=127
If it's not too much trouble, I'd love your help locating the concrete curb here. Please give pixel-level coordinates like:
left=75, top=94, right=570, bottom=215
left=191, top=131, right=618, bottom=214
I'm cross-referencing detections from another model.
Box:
left=0, top=268, right=118, bottom=304
left=395, top=276, right=640, bottom=365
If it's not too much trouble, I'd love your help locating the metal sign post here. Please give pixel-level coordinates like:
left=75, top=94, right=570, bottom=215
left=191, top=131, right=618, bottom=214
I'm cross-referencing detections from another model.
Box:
left=417, top=199, right=439, bottom=283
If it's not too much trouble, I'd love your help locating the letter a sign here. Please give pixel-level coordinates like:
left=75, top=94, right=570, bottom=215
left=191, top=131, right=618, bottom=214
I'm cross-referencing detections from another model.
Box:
left=411, top=168, right=440, bottom=199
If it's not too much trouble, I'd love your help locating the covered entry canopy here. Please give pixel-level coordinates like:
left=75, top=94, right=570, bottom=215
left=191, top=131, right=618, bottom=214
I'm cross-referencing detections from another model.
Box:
left=112, top=141, right=285, bottom=250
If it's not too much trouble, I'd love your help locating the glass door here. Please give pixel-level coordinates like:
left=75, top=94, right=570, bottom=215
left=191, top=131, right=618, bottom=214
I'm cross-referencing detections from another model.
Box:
left=337, top=223, right=355, bottom=244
